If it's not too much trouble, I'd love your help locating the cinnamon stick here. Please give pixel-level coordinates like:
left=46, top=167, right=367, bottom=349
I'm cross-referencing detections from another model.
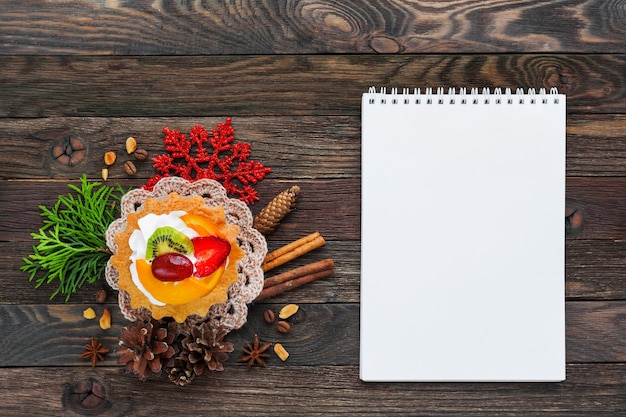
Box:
left=262, top=232, right=326, bottom=272
left=263, top=232, right=321, bottom=263
left=256, top=258, right=334, bottom=301
left=263, top=258, right=334, bottom=288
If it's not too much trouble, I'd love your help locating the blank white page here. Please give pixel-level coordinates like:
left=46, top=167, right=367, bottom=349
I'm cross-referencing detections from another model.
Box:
left=360, top=88, right=566, bottom=382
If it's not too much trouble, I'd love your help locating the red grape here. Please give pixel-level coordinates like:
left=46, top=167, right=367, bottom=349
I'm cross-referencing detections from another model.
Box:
left=151, top=253, right=193, bottom=282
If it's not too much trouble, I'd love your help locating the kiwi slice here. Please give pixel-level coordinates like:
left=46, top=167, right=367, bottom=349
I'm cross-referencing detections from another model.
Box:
left=145, top=226, right=193, bottom=260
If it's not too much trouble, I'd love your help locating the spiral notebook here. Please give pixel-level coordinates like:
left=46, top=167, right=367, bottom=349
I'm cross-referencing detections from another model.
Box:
left=360, top=87, right=566, bottom=382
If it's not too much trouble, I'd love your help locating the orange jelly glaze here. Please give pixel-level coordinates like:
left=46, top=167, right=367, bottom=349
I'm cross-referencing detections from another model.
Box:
left=135, top=258, right=224, bottom=305
left=134, top=213, right=227, bottom=305
left=180, top=213, right=221, bottom=237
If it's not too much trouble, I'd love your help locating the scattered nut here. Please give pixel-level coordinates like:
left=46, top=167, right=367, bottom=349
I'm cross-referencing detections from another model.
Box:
left=82, top=307, right=96, bottom=320
left=125, top=136, right=137, bottom=154
left=99, top=308, right=111, bottom=330
left=123, top=160, right=137, bottom=175
left=95, top=289, right=107, bottom=304
left=276, top=320, right=291, bottom=334
left=103, top=151, right=116, bottom=166
left=101, top=168, right=109, bottom=181
left=133, top=148, right=148, bottom=160
left=278, top=303, right=299, bottom=319
left=274, top=343, right=289, bottom=361
left=263, top=309, right=276, bottom=324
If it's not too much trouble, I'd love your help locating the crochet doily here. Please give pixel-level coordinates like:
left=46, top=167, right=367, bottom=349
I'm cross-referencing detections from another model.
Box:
left=105, top=177, right=267, bottom=332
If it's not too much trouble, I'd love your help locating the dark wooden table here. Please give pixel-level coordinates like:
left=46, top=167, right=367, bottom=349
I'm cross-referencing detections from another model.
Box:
left=1, top=2, right=625, bottom=416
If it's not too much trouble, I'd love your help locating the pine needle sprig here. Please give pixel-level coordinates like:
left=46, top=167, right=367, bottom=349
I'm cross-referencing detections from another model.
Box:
left=21, top=174, right=127, bottom=301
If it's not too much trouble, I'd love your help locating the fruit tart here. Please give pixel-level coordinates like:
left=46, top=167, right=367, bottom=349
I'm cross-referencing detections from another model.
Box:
left=106, top=177, right=266, bottom=327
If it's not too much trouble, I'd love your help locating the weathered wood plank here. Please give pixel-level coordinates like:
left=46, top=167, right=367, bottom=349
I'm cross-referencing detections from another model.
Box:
left=0, top=55, right=624, bottom=117
left=1, top=115, right=626, bottom=181
left=567, top=302, right=626, bottom=364
left=1, top=1, right=625, bottom=55
left=0, top=364, right=624, bottom=416
left=4, top=238, right=626, bottom=304
left=567, top=114, right=626, bottom=176
left=0, top=178, right=360, bottom=243
left=566, top=240, right=626, bottom=300
left=5, top=176, right=626, bottom=301
left=0, top=116, right=360, bottom=180
left=0, top=239, right=357, bottom=304
left=566, top=177, right=626, bottom=240
left=0, top=303, right=362, bottom=367
left=1, top=1, right=622, bottom=413
left=0, top=302, right=623, bottom=367
left=3, top=175, right=626, bottom=243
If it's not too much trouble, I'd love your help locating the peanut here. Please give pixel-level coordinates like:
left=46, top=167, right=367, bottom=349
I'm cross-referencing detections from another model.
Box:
left=278, top=303, right=299, bottom=319
left=125, top=136, right=137, bottom=154
left=274, top=343, right=289, bottom=361
left=103, top=151, right=116, bottom=166
left=82, top=307, right=96, bottom=320
left=99, top=308, right=111, bottom=330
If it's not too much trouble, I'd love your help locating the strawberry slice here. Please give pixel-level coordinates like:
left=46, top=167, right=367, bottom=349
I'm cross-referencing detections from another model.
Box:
left=192, top=236, right=231, bottom=277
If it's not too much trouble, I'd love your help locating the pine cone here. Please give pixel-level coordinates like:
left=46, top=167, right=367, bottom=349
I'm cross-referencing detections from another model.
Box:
left=167, top=358, right=195, bottom=386
left=253, top=185, right=300, bottom=235
left=180, top=322, right=234, bottom=377
left=117, top=319, right=177, bottom=380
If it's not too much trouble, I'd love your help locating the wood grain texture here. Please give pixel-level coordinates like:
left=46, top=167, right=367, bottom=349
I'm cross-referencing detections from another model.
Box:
left=566, top=177, right=626, bottom=240
left=2, top=2, right=624, bottom=411
left=4, top=238, right=626, bottom=304
left=0, top=303, right=360, bottom=367
left=0, top=55, right=624, bottom=117
left=566, top=302, right=626, bottom=363
left=0, top=302, right=624, bottom=367
left=567, top=115, right=626, bottom=176
left=0, top=364, right=625, bottom=416
left=1, top=0, right=625, bottom=55
left=0, top=178, right=360, bottom=243
left=4, top=177, right=626, bottom=303
left=4, top=176, right=626, bottom=241
left=0, top=117, right=360, bottom=180
left=566, top=240, right=626, bottom=300
left=2, top=115, right=626, bottom=181
left=0, top=239, right=356, bottom=304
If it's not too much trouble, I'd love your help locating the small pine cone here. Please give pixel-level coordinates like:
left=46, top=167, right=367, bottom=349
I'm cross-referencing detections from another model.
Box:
left=117, top=319, right=177, bottom=380
left=168, top=358, right=195, bottom=386
left=253, top=185, right=300, bottom=235
left=180, top=323, right=234, bottom=377
left=160, top=319, right=182, bottom=369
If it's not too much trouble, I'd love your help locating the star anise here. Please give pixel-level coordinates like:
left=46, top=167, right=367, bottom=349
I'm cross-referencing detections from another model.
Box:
left=237, top=334, right=272, bottom=368
left=80, top=337, right=110, bottom=367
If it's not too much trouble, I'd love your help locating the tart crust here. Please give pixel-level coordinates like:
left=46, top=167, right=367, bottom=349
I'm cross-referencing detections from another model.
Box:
left=110, top=192, right=244, bottom=322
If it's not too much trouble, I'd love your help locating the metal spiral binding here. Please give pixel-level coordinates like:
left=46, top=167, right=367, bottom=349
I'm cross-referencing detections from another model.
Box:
left=367, top=87, right=561, bottom=105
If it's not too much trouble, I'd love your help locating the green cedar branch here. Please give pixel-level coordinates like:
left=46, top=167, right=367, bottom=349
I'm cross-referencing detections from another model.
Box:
left=21, top=175, right=127, bottom=301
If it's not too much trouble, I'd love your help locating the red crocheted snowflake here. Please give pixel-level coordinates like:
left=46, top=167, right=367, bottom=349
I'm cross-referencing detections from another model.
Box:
left=143, top=118, right=271, bottom=204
